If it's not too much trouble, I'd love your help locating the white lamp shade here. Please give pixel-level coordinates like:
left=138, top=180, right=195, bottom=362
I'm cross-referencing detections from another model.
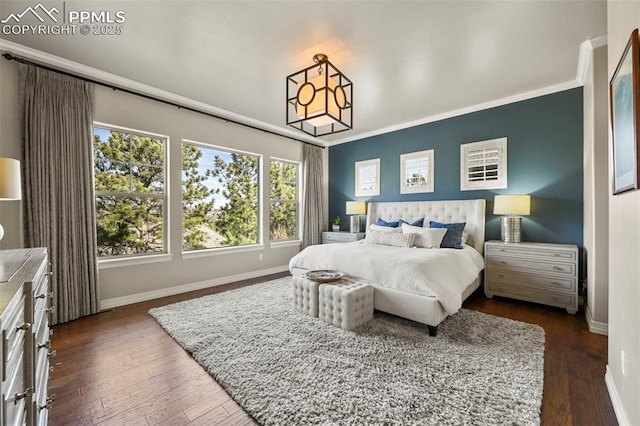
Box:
left=346, top=201, right=366, bottom=215
left=0, top=158, right=21, bottom=200
left=494, top=195, right=530, bottom=216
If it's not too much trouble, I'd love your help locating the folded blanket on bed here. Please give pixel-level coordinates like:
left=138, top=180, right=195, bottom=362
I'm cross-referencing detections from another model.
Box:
left=289, top=242, right=485, bottom=315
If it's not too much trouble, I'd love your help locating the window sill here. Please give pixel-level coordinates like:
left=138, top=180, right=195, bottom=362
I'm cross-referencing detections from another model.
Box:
left=182, top=244, right=265, bottom=260
left=98, top=253, right=173, bottom=270
left=269, top=240, right=302, bottom=249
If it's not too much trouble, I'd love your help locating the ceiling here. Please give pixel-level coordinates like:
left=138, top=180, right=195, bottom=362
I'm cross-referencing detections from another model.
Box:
left=0, top=1, right=607, bottom=146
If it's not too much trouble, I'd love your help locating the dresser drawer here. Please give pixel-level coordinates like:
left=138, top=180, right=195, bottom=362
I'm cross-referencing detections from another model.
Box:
left=2, top=293, right=27, bottom=382
left=486, top=282, right=576, bottom=308
left=3, top=351, right=27, bottom=426
left=486, top=270, right=576, bottom=293
left=486, top=256, right=575, bottom=275
left=486, top=244, right=576, bottom=261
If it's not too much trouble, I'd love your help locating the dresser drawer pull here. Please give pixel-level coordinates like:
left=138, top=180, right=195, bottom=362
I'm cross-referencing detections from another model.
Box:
left=14, top=387, right=32, bottom=403
left=16, top=322, right=31, bottom=331
left=49, top=366, right=54, bottom=373
left=36, top=293, right=47, bottom=299
left=46, top=306, right=56, bottom=314
left=49, top=329, right=54, bottom=336
left=46, top=271, right=53, bottom=276
left=499, top=261, right=507, bottom=265
left=39, top=394, right=56, bottom=411
left=552, top=281, right=561, bottom=285
left=38, top=341, right=51, bottom=350
left=552, top=266, right=563, bottom=271
left=48, top=350, right=57, bottom=358
left=550, top=296, right=559, bottom=301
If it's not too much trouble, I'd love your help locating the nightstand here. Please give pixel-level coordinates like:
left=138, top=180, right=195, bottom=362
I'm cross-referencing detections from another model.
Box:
left=321, top=232, right=365, bottom=244
left=484, top=240, right=578, bottom=314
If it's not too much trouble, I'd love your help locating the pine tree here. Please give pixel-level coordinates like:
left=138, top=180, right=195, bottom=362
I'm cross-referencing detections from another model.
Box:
left=182, top=145, right=216, bottom=250
left=270, top=161, right=297, bottom=240
left=211, top=153, right=259, bottom=246
left=94, top=130, right=164, bottom=256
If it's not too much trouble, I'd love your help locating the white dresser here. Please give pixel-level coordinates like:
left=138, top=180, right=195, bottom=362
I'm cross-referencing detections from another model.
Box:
left=0, top=248, right=53, bottom=425
left=484, top=241, right=578, bottom=314
left=321, top=232, right=365, bottom=244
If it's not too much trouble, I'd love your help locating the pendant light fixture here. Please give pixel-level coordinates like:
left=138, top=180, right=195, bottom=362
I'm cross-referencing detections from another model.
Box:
left=286, top=53, right=353, bottom=137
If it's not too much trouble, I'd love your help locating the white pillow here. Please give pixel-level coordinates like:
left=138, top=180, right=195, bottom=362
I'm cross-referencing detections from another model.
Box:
left=366, top=230, right=416, bottom=248
left=369, top=224, right=402, bottom=233
left=401, top=224, right=447, bottom=249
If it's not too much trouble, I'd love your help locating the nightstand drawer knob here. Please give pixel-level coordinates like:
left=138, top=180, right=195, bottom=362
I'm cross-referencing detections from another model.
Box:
left=552, top=266, right=562, bottom=271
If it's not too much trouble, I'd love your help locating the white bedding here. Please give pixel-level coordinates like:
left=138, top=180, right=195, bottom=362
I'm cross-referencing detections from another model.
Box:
left=288, top=241, right=485, bottom=315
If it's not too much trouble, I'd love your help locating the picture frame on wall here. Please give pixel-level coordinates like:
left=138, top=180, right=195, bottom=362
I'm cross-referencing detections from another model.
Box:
left=355, top=158, right=380, bottom=196
left=610, top=28, right=640, bottom=195
left=400, top=149, right=434, bottom=194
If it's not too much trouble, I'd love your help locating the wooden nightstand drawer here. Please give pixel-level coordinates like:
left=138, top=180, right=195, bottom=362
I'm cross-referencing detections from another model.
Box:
left=486, top=244, right=576, bottom=261
left=321, top=232, right=365, bottom=244
left=486, top=256, right=575, bottom=276
left=486, top=270, right=576, bottom=293
left=486, top=282, right=576, bottom=309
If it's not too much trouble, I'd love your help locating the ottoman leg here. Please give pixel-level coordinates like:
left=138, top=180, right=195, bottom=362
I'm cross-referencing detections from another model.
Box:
left=427, top=325, right=438, bottom=337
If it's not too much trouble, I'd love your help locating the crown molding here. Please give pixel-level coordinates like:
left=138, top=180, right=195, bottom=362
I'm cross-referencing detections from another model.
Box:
left=576, top=34, right=608, bottom=85
left=0, top=39, right=323, bottom=146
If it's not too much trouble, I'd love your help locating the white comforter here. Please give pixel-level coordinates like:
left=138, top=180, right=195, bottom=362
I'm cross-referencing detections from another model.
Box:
left=289, top=241, right=485, bottom=315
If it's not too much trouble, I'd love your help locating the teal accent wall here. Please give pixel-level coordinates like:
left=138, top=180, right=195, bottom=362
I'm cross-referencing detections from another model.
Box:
left=328, top=88, right=584, bottom=247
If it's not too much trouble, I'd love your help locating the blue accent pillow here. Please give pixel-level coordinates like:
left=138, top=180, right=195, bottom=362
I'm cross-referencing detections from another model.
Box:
left=376, top=218, right=400, bottom=227
left=399, top=218, right=424, bottom=227
left=429, top=221, right=466, bottom=249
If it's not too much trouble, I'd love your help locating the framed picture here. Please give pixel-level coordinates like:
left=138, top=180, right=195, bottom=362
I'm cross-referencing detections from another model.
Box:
left=610, top=28, right=640, bottom=195
left=355, top=158, right=380, bottom=197
left=400, top=149, right=434, bottom=194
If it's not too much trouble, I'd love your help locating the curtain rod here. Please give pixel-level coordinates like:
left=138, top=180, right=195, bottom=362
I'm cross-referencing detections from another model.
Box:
left=2, top=52, right=325, bottom=150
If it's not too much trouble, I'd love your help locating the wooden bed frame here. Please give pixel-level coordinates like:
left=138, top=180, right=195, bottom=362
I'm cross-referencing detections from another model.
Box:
left=364, top=199, right=486, bottom=335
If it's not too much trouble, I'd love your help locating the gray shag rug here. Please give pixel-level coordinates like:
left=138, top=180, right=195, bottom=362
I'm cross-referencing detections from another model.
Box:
left=149, top=277, right=545, bottom=425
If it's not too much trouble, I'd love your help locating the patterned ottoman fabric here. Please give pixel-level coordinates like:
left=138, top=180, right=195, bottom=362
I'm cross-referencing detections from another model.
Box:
left=318, top=278, right=374, bottom=330
left=292, top=275, right=320, bottom=317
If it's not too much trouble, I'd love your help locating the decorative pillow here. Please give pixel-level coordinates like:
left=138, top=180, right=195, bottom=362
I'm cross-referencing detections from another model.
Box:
left=429, top=221, right=467, bottom=249
left=369, top=224, right=402, bottom=233
left=376, top=218, right=400, bottom=227
left=401, top=224, right=447, bottom=249
left=366, top=230, right=416, bottom=248
left=398, top=217, right=425, bottom=227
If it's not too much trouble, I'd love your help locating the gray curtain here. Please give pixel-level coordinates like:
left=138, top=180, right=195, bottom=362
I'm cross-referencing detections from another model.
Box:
left=20, top=65, right=99, bottom=325
left=302, top=144, right=325, bottom=248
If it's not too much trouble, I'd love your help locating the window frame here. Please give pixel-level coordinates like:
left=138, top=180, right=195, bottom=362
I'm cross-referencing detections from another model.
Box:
left=355, top=158, right=381, bottom=197
left=460, top=137, right=508, bottom=191
left=93, top=122, right=169, bottom=261
left=400, top=149, right=434, bottom=194
left=181, top=139, right=263, bottom=253
left=269, top=157, right=301, bottom=243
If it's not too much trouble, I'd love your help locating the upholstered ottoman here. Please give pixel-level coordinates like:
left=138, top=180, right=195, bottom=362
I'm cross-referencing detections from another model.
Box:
left=292, top=276, right=320, bottom=317
left=318, top=278, right=374, bottom=330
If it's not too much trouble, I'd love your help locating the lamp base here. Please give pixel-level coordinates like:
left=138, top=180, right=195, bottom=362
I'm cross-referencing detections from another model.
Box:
left=349, top=216, right=360, bottom=233
left=500, top=217, right=522, bottom=243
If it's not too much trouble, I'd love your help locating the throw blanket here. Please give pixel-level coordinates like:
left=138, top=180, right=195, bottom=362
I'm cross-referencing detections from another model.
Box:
left=289, top=242, right=485, bottom=315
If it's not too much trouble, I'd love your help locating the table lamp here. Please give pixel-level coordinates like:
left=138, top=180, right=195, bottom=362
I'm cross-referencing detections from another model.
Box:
left=0, top=158, right=22, bottom=241
left=346, top=201, right=366, bottom=233
left=493, top=194, right=530, bottom=243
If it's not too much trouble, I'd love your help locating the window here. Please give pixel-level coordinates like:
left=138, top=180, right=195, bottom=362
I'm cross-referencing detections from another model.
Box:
left=400, top=149, right=434, bottom=194
left=182, top=142, right=260, bottom=251
left=270, top=159, right=299, bottom=241
left=460, top=138, right=507, bottom=190
left=355, top=158, right=380, bottom=196
left=93, top=125, right=167, bottom=258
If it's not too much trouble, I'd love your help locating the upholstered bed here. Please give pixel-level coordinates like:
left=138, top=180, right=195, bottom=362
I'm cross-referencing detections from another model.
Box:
left=290, top=199, right=486, bottom=335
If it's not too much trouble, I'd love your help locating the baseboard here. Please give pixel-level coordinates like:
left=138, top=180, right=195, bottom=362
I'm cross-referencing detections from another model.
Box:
left=99, top=265, right=289, bottom=310
left=605, top=366, right=630, bottom=426
left=585, top=305, right=608, bottom=335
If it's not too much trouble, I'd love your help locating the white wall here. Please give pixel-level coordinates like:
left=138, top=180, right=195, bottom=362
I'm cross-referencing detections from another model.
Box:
left=583, top=43, right=609, bottom=334
left=606, top=2, right=640, bottom=424
left=0, top=58, right=23, bottom=249
left=0, top=58, right=309, bottom=306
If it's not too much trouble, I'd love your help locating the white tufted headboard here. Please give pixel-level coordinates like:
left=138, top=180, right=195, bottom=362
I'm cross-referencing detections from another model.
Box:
left=366, top=199, right=487, bottom=254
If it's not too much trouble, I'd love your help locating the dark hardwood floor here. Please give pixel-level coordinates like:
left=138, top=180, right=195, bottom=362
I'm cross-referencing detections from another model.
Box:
left=48, top=274, right=616, bottom=425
